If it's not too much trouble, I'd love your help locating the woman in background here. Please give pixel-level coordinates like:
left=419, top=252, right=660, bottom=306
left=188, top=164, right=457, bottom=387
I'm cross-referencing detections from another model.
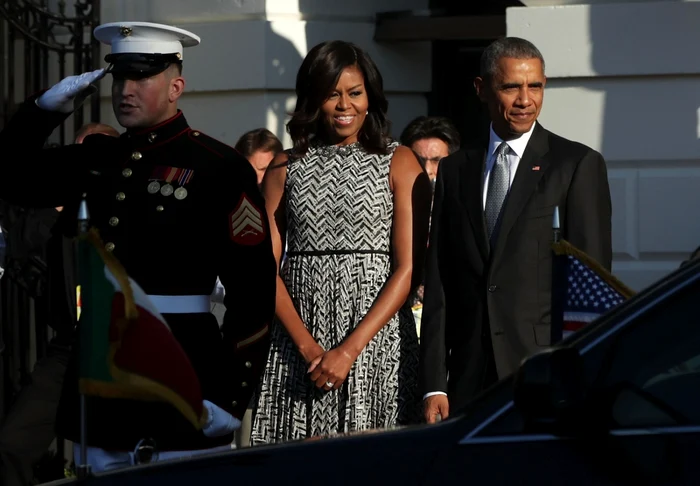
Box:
left=234, top=128, right=283, bottom=187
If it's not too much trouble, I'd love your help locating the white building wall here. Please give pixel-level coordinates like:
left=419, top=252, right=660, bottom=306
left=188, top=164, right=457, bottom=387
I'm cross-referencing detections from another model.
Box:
left=508, top=1, right=700, bottom=292
left=98, top=0, right=431, bottom=148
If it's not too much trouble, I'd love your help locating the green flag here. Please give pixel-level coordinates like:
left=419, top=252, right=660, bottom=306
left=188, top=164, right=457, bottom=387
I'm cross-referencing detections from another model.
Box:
left=77, top=228, right=207, bottom=429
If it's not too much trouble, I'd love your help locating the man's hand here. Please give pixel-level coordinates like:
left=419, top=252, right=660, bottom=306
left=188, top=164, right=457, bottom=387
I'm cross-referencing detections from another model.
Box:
left=36, top=69, right=106, bottom=113
left=424, top=394, right=449, bottom=424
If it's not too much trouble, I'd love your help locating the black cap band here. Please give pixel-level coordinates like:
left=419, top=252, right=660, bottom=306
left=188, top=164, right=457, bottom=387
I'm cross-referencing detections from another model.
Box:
left=105, top=52, right=182, bottom=77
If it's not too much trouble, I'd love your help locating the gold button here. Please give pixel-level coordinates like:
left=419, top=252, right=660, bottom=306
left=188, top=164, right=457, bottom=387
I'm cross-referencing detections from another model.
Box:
left=231, top=401, right=238, bottom=407
left=131, top=151, right=142, bottom=161
left=116, top=192, right=126, bottom=201
left=105, top=242, right=115, bottom=252
left=122, top=168, right=132, bottom=177
left=109, top=217, right=119, bottom=226
left=241, top=382, right=248, bottom=388
left=156, top=205, right=164, bottom=212
left=245, top=361, right=252, bottom=368
left=192, top=131, right=200, bottom=137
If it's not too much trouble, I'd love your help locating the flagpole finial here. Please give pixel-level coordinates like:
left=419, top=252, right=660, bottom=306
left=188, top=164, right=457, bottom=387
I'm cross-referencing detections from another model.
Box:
left=553, top=206, right=561, bottom=243
left=78, top=194, right=90, bottom=235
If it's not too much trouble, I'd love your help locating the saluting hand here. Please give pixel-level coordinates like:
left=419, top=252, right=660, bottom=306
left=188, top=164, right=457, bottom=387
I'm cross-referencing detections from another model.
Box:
left=308, top=345, right=358, bottom=391
left=36, top=68, right=106, bottom=113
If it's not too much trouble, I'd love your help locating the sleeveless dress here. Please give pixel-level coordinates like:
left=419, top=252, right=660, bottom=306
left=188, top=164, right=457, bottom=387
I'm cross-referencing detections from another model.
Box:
left=251, top=140, right=421, bottom=445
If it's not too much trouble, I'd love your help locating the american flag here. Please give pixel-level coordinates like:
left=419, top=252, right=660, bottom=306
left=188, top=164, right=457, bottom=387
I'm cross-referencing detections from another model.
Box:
left=561, top=254, right=627, bottom=339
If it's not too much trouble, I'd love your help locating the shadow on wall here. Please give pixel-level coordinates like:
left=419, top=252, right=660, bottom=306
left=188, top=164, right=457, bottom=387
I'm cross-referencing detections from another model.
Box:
left=263, top=0, right=432, bottom=149
left=588, top=2, right=700, bottom=290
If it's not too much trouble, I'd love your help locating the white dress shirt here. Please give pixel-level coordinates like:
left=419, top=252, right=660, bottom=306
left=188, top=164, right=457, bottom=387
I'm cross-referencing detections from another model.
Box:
left=482, top=122, right=535, bottom=209
left=423, top=123, right=536, bottom=402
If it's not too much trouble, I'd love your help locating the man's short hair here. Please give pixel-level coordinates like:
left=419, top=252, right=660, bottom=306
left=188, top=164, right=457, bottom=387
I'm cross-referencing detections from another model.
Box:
left=234, top=128, right=283, bottom=159
left=74, top=123, right=120, bottom=143
left=480, top=37, right=545, bottom=79
left=399, top=116, right=461, bottom=155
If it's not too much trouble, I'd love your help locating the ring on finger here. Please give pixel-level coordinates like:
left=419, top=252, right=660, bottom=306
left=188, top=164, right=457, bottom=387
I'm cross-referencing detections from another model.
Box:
left=325, top=380, right=334, bottom=388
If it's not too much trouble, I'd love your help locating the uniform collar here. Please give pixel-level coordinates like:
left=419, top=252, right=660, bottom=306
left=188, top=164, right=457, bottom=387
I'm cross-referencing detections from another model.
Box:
left=122, top=110, right=190, bottom=149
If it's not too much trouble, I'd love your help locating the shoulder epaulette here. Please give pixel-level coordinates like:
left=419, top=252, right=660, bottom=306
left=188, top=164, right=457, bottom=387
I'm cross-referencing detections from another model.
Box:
left=187, top=128, right=240, bottom=159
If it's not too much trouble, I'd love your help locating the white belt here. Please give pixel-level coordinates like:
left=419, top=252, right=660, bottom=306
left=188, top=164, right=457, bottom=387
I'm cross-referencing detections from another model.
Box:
left=147, top=295, right=210, bottom=314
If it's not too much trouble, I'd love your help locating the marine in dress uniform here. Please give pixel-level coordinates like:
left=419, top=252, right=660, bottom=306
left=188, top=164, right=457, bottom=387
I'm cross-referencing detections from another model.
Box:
left=0, top=22, right=276, bottom=467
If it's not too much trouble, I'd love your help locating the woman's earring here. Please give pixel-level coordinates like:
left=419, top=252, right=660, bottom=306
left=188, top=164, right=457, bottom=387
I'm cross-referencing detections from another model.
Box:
left=366, top=110, right=369, bottom=115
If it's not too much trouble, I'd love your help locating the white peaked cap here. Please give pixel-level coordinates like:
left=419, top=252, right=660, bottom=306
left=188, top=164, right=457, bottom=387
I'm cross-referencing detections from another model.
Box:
left=94, top=21, right=200, bottom=59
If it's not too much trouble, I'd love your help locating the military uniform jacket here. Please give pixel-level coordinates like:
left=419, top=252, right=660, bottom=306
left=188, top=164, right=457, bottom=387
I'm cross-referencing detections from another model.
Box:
left=0, top=100, right=276, bottom=451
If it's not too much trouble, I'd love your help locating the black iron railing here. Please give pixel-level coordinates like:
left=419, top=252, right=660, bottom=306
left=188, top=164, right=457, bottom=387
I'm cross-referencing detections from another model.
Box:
left=0, top=0, right=101, bottom=144
left=0, top=2, right=100, bottom=479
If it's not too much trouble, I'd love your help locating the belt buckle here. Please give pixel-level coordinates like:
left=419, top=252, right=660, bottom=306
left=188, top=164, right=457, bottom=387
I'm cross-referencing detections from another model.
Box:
left=133, top=438, right=159, bottom=465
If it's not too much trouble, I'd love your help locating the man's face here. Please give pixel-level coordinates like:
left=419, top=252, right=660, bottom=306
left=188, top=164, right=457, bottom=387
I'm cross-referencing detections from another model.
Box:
left=410, top=137, right=450, bottom=183
left=111, top=70, right=179, bottom=129
left=247, top=150, right=275, bottom=186
left=474, top=57, right=546, bottom=140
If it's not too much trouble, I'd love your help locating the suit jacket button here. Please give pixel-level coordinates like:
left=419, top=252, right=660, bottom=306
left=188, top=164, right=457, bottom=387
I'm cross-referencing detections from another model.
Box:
left=488, top=285, right=497, bottom=292
left=231, top=401, right=238, bottom=407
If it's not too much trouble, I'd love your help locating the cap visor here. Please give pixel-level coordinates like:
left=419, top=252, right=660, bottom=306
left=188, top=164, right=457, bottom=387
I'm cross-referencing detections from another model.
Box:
left=109, top=62, right=169, bottom=78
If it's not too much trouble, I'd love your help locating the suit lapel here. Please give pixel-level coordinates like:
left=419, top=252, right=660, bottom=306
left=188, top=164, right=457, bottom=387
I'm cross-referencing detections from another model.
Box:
left=459, top=148, right=489, bottom=262
left=491, top=124, right=551, bottom=261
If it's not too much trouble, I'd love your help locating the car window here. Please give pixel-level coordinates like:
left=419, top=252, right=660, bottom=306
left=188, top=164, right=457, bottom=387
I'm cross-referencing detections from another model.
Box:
left=597, top=276, right=700, bottom=426
left=472, top=269, right=700, bottom=437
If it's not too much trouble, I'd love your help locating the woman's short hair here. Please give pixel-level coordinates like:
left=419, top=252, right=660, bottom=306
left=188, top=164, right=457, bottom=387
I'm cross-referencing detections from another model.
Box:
left=234, top=128, right=283, bottom=159
left=287, top=40, right=391, bottom=156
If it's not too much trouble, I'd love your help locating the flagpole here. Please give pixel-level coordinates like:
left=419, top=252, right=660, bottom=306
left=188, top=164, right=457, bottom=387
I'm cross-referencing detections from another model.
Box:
left=550, top=206, right=565, bottom=344
left=76, top=194, right=92, bottom=478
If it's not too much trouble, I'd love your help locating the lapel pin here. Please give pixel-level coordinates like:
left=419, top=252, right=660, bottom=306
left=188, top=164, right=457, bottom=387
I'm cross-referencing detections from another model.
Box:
left=532, top=165, right=540, bottom=171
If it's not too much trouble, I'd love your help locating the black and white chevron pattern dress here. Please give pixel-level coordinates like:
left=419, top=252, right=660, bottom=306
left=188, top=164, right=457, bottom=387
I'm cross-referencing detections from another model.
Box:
left=250, top=139, right=421, bottom=445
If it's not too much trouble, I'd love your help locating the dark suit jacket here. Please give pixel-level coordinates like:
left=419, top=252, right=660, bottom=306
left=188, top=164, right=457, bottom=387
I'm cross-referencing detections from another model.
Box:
left=418, top=122, right=612, bottom=412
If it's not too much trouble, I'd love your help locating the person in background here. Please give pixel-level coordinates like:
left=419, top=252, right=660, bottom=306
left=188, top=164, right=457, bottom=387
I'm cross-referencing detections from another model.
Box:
left=399, top=116, right=461, bottom=334
left=0, top=123, right=118, bottom=486
left=252, top=40, right=432, bottom=444
left=234, top=128, right=283, bottom=187
left=209, top=127, right=282, bottom=448
left=399, top=115, right=461, bottom=190
left=74, top=122, right=119, bottom=144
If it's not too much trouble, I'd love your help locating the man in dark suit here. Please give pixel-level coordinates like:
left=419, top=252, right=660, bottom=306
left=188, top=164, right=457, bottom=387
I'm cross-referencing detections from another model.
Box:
left=419, top=37, right=612, bottom=424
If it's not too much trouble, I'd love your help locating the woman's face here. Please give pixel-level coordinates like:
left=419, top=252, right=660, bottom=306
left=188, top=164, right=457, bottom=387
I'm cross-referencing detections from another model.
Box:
left=320, top=65, right=369, bottom=146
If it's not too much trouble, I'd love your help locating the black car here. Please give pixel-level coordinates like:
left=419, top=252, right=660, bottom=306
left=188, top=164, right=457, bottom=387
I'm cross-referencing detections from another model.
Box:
left=46, top=257, right=700, bottom=485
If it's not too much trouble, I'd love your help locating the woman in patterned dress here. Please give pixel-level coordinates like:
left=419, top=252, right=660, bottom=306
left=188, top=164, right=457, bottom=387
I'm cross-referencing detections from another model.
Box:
left=251, top=40, right=432, bottom=444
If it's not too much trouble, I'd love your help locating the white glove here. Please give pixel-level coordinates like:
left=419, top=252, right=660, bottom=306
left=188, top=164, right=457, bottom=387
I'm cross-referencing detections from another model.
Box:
left=202, top=399, right=242, bottom=438
left=36, top=68, right=106, bottom=113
